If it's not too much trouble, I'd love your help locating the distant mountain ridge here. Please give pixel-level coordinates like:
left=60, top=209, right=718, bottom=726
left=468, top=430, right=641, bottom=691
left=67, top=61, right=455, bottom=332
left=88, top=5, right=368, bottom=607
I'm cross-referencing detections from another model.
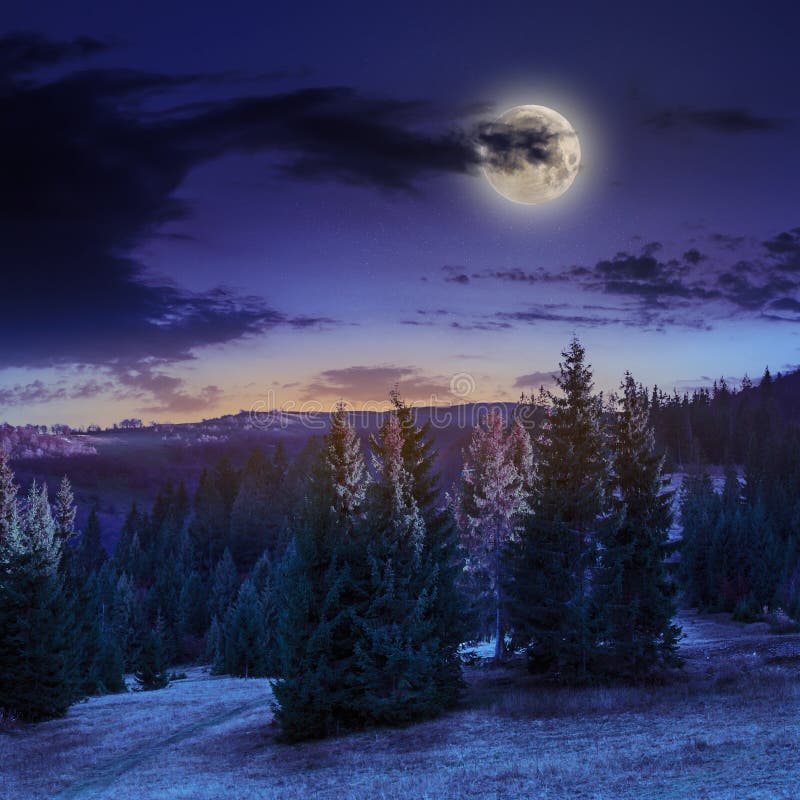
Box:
left=6, top=367, right=800, bottom=542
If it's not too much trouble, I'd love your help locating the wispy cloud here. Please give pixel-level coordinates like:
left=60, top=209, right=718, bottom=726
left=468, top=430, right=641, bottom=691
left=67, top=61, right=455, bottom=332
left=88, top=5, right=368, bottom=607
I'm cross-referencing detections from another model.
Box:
left=431, top=228, right=800, bottom=331
left=644, top=107, right=784, bottom=134
left=302, top=364, right=454, bottom=402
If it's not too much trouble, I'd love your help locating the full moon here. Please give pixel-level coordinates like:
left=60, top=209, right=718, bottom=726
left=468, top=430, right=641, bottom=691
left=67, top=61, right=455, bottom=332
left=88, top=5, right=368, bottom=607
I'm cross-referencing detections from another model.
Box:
left=482, top=105, right=581, bottom=205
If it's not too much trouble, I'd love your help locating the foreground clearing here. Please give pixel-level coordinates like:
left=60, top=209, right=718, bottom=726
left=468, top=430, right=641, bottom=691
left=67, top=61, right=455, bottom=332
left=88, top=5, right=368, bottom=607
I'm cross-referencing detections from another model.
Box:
left=2, top=611, right=799, bottom=800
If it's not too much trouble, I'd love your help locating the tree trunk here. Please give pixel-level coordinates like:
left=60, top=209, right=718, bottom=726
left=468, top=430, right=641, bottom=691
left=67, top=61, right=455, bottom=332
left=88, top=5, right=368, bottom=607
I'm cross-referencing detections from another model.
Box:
left=494, top=598, right=504, bottom=662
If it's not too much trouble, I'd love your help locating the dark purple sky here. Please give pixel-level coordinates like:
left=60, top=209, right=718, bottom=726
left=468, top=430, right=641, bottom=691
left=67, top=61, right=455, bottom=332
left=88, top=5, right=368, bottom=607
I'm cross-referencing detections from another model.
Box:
left=1, top=1, right=799, bottom=425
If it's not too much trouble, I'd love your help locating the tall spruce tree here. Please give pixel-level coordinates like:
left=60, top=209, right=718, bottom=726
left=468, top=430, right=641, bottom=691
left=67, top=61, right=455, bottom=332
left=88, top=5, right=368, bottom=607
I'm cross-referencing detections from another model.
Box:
left=0, top=481, right=76, bottom=720
left=135, top=611, right=170, bottom=691
left=0, top=450, right=18, bottom=543
left=110, top=571, right=141, bottom=670
left=217, top=579, right=269, bottom=678
left=209, top=548, right=239, bottom=624
left=377, top=391, right=468, bottom=703
left=179, top=570, right=209, bottom=638
left=272, top=432, right=364, bottom=741
left=78, top=506, right=107, bottom=575
left=190, top=468, right=228, bottom=569
left=509, top=338, right=611, bottom=679
left=230, top=450, right=285, bottom=569
left=114, top=502, right=145, bottom=578
left=75, top=570, right=125, bottom=696
left=350, top=413, right=444, bottom=724
left=455, top=409, right=533, bottom=660
left=679, top=469, right=722, bottom=609
left=326, top=403, right=368, bottom=526
left=595, top=373, right=681, bottom=677
left=53, top=476, right=77, bottom=547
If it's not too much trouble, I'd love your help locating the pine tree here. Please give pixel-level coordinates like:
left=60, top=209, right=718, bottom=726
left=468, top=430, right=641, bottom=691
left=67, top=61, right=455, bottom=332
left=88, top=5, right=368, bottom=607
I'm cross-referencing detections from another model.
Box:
left=250, top=548, right=281, bottom=675
left=190, top=468, right=228, bottom=569
left=376, top=391, right=468, bottom=704
left=274, top=396, right=465, bottom=740
left=78, top=506, right=108, bottom=575
left=179, top=571, right=210, bottom=638
left=509, top=338, right=610, bottom=679
left=351, top=413, right=441, bottom=723
left=272, top=415, right=366, bottom=741
left=455, top=409, right=533, bottom=660
left=230, top=450, right=282, bottom=569
left=174, top=481, right=190, bottom=528
left=135, top=611, right=170, bottom=691
left=53, top=476, right=77, bottom=545
left=325, top=403, right=368, bottom=526
left=90, top=629, right=126, bottom=695
left=75, top=570, right=125, bottom=696
left=218, top=579, right=269, bottom=677
left=114, top=502, right=145, bottom=578
left=214, top=457, right=240, bottom=521
left=110, top=571, right=141, bottom=670
left=209, top=548, right=239, bottom=624
left=679, top=468, right=722, bottom=608
left=0, top=481, right=76, bottom=720
left=595, top=373, right=681, bottom=678
left=0, top=449, right=18, bottom=543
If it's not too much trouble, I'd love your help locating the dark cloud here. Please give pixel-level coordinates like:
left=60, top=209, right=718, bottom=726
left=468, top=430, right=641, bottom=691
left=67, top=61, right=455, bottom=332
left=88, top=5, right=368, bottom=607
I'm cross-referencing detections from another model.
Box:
left=401, top=309, right=452, bottom=325
left=769, top=297, right=800, bottom=313
left=582, top=245, right=722, bottom=309
left=710, top=233, right=747, bottom=251
left=683, top=248, right=706, bottom=264
left=763, top=230, right=800, bottom=272
left=443, top=266, right=565, bottom=285
left=579, top=236, right=800, bottom=319
left=483, top=268, right=557, bottom=284
left=0, top=31, right=109, bottom=77
left=644, top=107, right=783, bottom=134
left=442, top=232, right=800, bottom=330
left=442, top=266, right=471, bottom=284
left=0, top=381, right=66, bottom=408
left=0, top=378, right=111, bottom=409
left=496, top=309, right=624, bottom=328
left=596, top=252, right=662, bottom=281
left=0, top=32, right=553, bottom=377
left=513, top=370, right=557, bottom=389
left=474, top=120, right=553, bottom=172
left=487, top=269, right=539, bottom=284
left=450, top=320, right=513, bottom=332
left=589, top=240, right=800, bottom=319
left=0, top=41, right=335, bottom=371
left=717, top=269, right=794, bottom=310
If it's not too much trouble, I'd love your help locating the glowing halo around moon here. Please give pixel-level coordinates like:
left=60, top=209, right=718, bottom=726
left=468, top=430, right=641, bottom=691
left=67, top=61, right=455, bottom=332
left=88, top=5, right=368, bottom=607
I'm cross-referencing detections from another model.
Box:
left=481, top=104, right=581, bottom=205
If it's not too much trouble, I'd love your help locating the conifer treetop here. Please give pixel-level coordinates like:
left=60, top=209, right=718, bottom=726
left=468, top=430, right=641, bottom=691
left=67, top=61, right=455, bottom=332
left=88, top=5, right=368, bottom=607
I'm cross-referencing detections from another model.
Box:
left=0, top=448, right=19, bottom=545
left=325, top=402, right=368, bottom=526
left=53, top=475, right=77, bottom=543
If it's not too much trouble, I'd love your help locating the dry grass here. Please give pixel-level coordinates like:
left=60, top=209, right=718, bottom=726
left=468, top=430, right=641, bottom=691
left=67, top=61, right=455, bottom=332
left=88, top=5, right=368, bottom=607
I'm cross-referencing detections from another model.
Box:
left=2, top=611, right=800, bottom=799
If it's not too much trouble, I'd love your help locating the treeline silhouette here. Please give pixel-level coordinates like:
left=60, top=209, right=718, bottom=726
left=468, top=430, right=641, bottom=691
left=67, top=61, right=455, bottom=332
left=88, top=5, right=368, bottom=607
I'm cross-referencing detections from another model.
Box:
left=649, top=367, right=800, bottom=466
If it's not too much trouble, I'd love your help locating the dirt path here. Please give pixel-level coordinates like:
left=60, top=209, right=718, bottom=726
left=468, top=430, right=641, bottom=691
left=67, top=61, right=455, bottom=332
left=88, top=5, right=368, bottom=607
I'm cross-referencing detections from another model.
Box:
left=51, top=695, right=271, bottom=800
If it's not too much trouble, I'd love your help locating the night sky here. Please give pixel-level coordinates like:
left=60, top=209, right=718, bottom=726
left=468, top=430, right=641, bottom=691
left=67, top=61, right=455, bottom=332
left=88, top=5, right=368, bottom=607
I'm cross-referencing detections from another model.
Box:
left=1, top=1, right=799, bottom=426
